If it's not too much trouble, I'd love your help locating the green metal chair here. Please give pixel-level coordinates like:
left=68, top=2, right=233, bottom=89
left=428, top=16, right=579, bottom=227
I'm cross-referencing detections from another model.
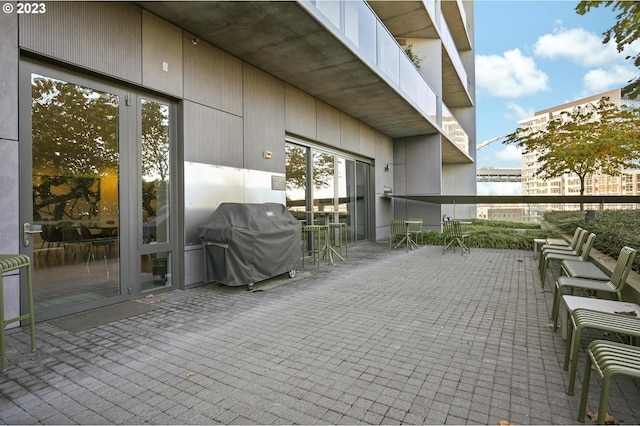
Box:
left=442, top=221, right=455, bottom=254
left=407, top=218, right=423, bottom=246
left=540, top=232, right=596, bottom=287
left=551, top=246, right=637, bottom=331
left=578, top=340, right=640, bottom=424
left=389, top=220, right=407, bottom=250
left=0, top=254, right=36, bottom=372
left=539, top=227, right=585, bottom=267
left=564, top=308, right=640, bottom=396
left=443, top=221, right=470, bottom=255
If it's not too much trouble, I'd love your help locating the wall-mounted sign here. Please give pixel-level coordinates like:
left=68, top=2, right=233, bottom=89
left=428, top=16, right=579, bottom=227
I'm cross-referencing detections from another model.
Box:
left=271, top=175, right=286, bottom=191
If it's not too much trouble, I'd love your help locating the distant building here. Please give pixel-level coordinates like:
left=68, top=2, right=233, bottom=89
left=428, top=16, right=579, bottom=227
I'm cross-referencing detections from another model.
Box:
left=477, top=206, right=524, bottom=222
left=517, top=88, right=640, bottom=222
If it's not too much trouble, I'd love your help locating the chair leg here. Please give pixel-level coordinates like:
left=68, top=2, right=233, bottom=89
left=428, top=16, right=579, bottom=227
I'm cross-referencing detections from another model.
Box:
left=598, top=374, right=613, bottom=425
left=578, top=355, right=592, bottom=423
left=567, top=322, right=583, bottom=396
left=552, top=284, right=562, bottom=331
left=540, top=257, right=549, bottom=287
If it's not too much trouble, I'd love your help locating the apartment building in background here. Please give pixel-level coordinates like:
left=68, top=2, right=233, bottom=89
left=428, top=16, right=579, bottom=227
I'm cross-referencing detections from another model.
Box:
left=517, top=88, right=640, bottom=222
left=1, top=1, right=476, bottom=321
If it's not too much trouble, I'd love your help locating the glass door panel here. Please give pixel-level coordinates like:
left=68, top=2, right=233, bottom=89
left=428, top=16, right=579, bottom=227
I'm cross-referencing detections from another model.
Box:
left=29, top=72, right=123, bottom=316
left=337, top=158, right=355, bottom=242
left=311, top=151, right=335, bottom=222
left=141, top=100, right=170, bottom=245
left=139, top=98, right=173, bottom=291
left=355, top=161, right=369, bottom=241
left=285, top=144, right=308, bottom=222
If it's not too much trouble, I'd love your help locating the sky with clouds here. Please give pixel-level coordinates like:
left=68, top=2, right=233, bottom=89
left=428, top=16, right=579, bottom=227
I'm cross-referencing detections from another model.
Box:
left=474, top=1, right=640, bottom=195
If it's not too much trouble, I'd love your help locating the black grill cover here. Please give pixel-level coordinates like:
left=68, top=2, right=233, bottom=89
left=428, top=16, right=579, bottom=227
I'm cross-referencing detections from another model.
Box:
left=199, top=203, right=301, bottom=286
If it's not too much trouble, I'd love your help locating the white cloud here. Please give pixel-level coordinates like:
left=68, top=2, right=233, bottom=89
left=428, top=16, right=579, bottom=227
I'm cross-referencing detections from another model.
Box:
left=495, top=145, right=522, bottom=165
left=476, top=49, right=550, bottom=98
left=534, top=28, right=619, bottom=67
left=505, top=101, right=534, bottom=121
left=582, top=64, right=637, bottom=93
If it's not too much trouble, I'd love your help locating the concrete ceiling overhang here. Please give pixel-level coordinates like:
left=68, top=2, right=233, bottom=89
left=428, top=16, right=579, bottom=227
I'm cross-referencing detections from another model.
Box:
left=367, top=1, right=472, bottom=108
left=138, top=1, right=472, bottom=163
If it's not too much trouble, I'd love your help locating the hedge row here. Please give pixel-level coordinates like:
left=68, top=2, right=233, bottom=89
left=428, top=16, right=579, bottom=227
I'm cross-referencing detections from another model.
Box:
left=543, top=210, right=640, bottom=272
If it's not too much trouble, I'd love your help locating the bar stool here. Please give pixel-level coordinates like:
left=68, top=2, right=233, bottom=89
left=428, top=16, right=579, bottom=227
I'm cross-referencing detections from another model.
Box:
left=0, top=254, right=36, bottom=372
left=302, top=225, right=328, bottom=268
left=328, top=222, right=347, bottom=258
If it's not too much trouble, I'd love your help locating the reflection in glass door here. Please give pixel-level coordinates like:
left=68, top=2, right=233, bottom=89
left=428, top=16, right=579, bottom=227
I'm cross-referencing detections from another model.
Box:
left=139, top=98, right=173, bottom=291
left=26, top=71, right=125, bottom=318
left=284, top=144, right=308, bottom=220
left=285, top=142, right=370, bottom=244
left=311, top=151, right=335, bottom=218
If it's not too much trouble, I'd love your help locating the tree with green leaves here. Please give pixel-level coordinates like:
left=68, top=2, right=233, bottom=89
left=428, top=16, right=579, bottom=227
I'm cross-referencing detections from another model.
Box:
left=504, top=97, right=640, bottom=209
left=576, top=1, right=640, bottom=99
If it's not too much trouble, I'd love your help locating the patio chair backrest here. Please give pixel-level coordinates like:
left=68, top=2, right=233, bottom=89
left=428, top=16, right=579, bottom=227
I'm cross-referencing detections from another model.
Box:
left=442, top=221, right=455, bottom=239
left=571, top=229, right=589, bottom=253
left=407, top=218, right=422, bottom=234
left=611, top=246, right=637, bottom=291
left=569, top=227, right=585, bottom=250
left=391, top=220, right=406, bottom=237
left=454, top=221, right=469, bottom=238
left=578, top=233, right=596, bottom=260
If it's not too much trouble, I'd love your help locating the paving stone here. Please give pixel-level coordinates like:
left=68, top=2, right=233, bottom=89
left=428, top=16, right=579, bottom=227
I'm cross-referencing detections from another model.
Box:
left=1, top=244, right=639, bottom=424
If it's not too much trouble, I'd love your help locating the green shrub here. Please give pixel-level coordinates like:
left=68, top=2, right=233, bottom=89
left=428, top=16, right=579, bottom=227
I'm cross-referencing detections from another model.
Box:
left=543, top=210, right=640, bottom=272
left=424, top=220, right=559, bottom=251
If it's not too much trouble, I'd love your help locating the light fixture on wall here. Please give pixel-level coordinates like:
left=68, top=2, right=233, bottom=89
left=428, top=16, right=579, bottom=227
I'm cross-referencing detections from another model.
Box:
left=191, top=37, right=199, bottom=45
left=382, top=162, right=394, bottom=197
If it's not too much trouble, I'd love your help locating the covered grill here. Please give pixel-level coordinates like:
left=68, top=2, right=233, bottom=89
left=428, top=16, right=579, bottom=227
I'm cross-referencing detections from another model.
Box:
left=199, top=202, right=301, bottom=289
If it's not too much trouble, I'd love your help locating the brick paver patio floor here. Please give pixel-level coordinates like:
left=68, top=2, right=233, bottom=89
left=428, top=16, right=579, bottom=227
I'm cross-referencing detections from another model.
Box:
left=1, top=243, right=639, bottom=424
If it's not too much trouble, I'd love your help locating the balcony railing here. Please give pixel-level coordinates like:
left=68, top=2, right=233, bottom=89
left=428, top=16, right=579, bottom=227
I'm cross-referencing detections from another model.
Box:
left=301, top=0, right=438, bottom=122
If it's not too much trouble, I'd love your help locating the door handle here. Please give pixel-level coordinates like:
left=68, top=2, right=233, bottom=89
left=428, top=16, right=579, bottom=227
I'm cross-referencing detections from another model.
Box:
left=23, top=223, right=42, bottom=247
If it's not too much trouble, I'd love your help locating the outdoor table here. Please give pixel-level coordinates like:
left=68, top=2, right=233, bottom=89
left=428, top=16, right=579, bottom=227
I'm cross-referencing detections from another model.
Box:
left=395, top=220, right=421, bottom=252
left=560, top=295, right=640, bottom=340
left=306, top=210, right=347, bottom=265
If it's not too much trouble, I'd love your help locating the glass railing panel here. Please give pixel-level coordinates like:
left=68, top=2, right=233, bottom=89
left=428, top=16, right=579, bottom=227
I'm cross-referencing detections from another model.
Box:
left=312, top=0, right=342, bottom=30
left=399, top=55, right=418, bottom=102
left=344, top=0, right=376, bottom=63
left=422, top=0, right=436, bottom=19
left=399, top=54, right=437, bottom=119
left=417, top=80, right=438, bottom=122
left=377, top=21, right=400, bottom=85
left=301, top=0, right=438, bottom=125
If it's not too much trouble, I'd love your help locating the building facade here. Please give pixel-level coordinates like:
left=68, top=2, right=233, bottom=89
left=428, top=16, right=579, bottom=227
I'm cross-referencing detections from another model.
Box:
left=518, top=88, right=640, bottom=221
left=0, top=1, right=476, bottom=321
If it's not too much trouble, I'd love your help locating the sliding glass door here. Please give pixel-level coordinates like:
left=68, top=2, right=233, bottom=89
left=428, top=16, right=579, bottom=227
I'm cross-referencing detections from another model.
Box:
left=285, top=142, right=370, bottom=243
